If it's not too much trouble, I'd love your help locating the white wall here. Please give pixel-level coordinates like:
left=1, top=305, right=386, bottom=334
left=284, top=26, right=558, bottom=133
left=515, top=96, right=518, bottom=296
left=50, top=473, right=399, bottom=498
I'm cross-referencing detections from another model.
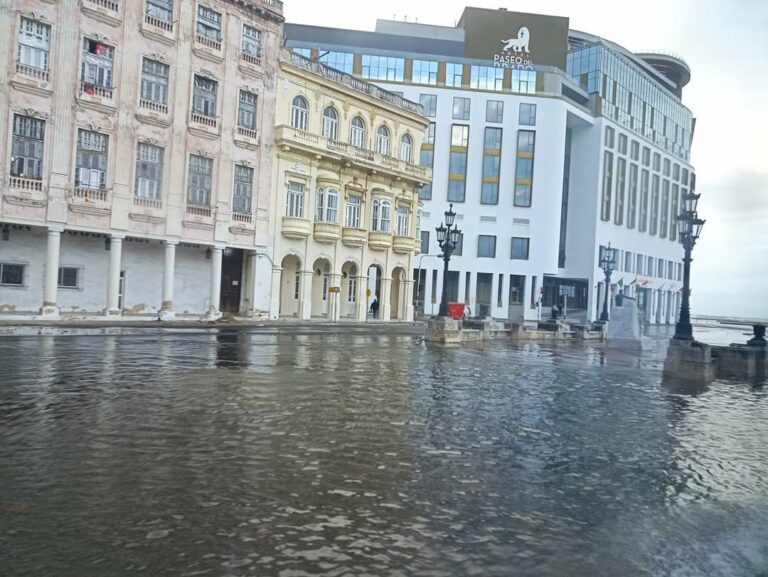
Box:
left=0, top=227, right=216, bottom=315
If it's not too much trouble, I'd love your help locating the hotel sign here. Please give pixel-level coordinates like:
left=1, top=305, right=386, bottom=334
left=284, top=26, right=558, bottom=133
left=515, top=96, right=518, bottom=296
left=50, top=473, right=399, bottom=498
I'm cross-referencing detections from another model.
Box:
left=458, top=8, right=569, bottom=71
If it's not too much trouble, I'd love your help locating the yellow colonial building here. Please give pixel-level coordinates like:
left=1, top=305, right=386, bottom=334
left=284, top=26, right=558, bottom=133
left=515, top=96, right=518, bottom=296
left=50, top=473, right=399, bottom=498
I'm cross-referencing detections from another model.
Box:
left=267, top=51, right=430, bottom=321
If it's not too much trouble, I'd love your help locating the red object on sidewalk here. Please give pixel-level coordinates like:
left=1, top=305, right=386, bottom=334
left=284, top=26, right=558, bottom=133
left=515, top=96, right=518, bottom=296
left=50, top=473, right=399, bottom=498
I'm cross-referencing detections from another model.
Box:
left=448, top=302, right=464, bottom=320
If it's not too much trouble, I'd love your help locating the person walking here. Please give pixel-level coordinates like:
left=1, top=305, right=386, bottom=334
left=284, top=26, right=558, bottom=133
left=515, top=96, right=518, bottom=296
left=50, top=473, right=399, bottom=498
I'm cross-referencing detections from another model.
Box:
left=370, top=296, right=379, bottom=319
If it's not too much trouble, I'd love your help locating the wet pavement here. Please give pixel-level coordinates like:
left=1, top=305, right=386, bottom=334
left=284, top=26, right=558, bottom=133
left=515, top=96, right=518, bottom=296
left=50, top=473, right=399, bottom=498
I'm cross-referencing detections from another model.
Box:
left=1, top=325, right=767, bottom=576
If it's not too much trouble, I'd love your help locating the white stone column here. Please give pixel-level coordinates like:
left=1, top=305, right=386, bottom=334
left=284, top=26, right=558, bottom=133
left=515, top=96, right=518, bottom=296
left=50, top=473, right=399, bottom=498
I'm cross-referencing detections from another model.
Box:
left=40, top=228, right=62, bottom=318
left=204, top=246, right=223, bottom=321
left=159, top=240, right=177, bottom=320
left=299, top=270, right=313, bottom=320
left=404, top=279, right=415, bottom=322
left=380, top=277, right=391, bottom=321
left=105, top=235, right=124, bottom=316
left=357, top=274, right=369, bottom=321
left=269, top=265, right=282, bottom=320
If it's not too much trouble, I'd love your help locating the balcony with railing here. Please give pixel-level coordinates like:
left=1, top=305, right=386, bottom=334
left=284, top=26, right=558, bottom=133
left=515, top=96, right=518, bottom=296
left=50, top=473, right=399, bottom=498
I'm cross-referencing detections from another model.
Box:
left=236, top=126, right=259, bottom=140
left=9, top=176, right=44, bottom=192
left=241, top=51, right=262, bottom=67
left=133, top=196, right=162, bottom=209
left=285, top=51, right=424, bottom=116
left=79, top=82, right=115, bottom=106
left=281, top=216, right=311, bottom=239
left=393, top=235, right=416, bottom=254
left=81, top=0, right=121, bottom=25
left=341, top=227, right=367, bottom=247
left=196, top=34, right=222, bottom=52
left=73, top=186, right=109, bottom=202
left=275, top=125, right=430, bottom=182
left=232, top=212, right=253, bottom=225
left=368, top=231, right=393, bottom=251
left=313, top=222, right=341, bottom=243
left=144, top=12, right=173, bottom=32
left=15, top=62, right=49, bottom=83
left=190, top=113, right=219, bottom=136
left=139, top=98, right=168, bottom=115
left=186, top=204, right=212, bottom=218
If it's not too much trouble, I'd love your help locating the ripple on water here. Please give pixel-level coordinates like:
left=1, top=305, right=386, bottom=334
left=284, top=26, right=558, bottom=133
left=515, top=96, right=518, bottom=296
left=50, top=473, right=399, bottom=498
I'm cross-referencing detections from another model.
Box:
left=0, top=328, right=766, bottom=576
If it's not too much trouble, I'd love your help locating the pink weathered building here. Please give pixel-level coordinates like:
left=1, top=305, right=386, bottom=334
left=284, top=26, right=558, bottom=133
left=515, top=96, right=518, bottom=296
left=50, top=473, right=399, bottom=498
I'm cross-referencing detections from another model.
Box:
left=0, top=0, right=283, bottom=319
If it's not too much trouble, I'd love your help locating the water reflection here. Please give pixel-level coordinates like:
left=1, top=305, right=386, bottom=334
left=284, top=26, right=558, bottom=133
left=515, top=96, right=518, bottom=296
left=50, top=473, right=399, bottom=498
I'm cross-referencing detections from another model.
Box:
left=0, top=327, right=767, bottom=576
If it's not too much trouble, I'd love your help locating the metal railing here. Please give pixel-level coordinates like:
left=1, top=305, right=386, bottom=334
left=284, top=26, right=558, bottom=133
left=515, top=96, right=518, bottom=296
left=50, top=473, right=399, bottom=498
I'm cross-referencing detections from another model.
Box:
left=286, top=51, right=424, bottom=116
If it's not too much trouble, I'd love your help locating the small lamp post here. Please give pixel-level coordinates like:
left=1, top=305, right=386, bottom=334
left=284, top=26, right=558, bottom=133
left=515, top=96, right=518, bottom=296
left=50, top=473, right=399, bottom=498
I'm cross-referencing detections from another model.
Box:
left=599, top=243, right=618, bottom=321
left=673, top=190, right=705, bottom=340
left=436, top=203, right=461, bottom=317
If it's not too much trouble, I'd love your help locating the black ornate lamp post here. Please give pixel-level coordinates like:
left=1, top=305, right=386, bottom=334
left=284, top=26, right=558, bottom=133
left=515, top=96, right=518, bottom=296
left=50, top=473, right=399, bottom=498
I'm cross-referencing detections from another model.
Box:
left=435, top=203, right=461, bottom=317
left=598, top=243, right=618, bottom=321
left=673, top=190, right=705, bottom=340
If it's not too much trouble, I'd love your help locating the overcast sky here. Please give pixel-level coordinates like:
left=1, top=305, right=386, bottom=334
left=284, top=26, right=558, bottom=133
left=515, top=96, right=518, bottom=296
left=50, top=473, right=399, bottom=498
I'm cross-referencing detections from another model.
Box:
left=284, top=0, right=768, bottom=320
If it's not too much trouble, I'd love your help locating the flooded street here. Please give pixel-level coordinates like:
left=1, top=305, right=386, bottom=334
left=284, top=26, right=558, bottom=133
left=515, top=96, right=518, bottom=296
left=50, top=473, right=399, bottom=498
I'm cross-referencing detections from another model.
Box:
left=1, top=326, right=767, bottom=576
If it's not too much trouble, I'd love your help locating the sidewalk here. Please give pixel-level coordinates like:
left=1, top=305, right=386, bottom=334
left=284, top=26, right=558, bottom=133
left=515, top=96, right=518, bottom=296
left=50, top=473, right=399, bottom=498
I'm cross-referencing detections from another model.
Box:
left=0, top=312, right=425, bottom=331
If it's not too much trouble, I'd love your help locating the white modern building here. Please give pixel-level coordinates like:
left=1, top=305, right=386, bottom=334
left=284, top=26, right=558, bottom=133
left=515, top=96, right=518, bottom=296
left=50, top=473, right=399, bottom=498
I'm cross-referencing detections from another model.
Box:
left=285, top=7, right=696, bottom=324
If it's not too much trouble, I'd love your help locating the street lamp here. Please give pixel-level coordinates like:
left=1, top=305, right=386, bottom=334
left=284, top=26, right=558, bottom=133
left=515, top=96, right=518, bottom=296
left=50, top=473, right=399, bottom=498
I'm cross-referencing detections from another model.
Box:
left=673, top=190, right=705, bottom=340
left=599, top=243, right=618, bottom=321
left=436, top=203, right=461, bottom=317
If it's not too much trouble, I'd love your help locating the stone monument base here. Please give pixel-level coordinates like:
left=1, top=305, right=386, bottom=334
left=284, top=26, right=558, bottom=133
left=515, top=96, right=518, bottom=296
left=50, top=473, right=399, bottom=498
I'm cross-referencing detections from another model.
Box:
left=424, top=316, right=461, bottom=344
left=662, top=338, right=715, bottom=384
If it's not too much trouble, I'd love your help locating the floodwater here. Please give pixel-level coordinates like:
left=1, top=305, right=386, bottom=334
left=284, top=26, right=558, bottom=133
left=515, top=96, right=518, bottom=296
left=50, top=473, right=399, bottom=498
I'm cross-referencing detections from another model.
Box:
left=1, top=325, right=767, bottom=577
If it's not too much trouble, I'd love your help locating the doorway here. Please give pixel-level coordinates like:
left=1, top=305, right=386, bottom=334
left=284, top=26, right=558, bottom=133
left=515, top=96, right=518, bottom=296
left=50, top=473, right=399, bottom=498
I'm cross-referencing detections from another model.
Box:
left=220, top=248, right=244, bottom=314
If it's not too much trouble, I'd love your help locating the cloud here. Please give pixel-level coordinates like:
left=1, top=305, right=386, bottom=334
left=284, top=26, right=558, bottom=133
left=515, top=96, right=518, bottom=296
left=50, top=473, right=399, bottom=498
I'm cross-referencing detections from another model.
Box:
left=693, top=170, right=768, bottom=319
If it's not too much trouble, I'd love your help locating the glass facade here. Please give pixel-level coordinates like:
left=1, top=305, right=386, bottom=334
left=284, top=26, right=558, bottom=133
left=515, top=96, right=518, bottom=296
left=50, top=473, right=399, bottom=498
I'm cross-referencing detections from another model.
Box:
left=319, top=51, right=353, bottom=74
left=470, top=66, right=503, bottom=91
left=567, top=43, right=693, bottom=161
left=361, top=55, right=404, bottom=81
left=412, top=59, right=438, bottom=85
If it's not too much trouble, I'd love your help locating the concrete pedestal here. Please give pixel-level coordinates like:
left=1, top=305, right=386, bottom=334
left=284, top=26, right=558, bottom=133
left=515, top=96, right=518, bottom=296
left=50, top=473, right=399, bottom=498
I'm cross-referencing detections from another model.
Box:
left=424, top=316, right=461, bottom=344
left=713, top=345, right=767, bottom=381
left=663, top=339, right=715, bottom=385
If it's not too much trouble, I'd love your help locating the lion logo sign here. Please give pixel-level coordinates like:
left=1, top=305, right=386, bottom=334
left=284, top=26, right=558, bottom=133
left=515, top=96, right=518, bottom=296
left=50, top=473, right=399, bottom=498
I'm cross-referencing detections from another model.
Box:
left=501, top=27, right=530, bottom=53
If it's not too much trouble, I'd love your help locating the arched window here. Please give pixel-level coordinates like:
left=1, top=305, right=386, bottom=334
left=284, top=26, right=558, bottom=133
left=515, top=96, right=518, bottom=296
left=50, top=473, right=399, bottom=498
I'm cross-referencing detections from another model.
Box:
left=322, top=106, right=338, bottom=140
left=315, top=186, right=339, bottom=223
left=290, top=96, right=308, bottom=130
left=371, top=198, right=391, bottom=232
left=399, top=133, right=413, bottom=163
left=376, top=125, right=390, bottom=155
left=350, top=116, right=366, bottom=148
